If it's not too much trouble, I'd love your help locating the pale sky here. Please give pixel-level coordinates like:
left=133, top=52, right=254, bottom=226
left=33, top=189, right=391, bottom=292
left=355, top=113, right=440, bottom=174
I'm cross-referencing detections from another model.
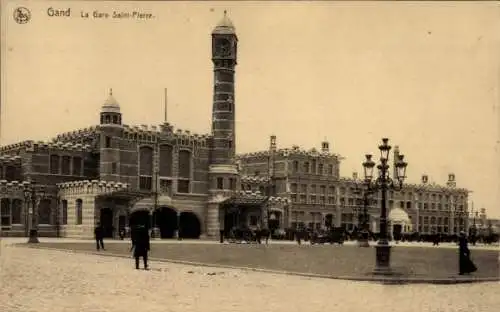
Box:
left=1, top=1, right=499, bottom=217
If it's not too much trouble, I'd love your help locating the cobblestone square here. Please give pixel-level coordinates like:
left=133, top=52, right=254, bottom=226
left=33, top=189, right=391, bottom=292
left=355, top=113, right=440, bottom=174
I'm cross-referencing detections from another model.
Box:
left=1, top=239, right=499, bottom=312
left=33, top=239, right=500, bottom=280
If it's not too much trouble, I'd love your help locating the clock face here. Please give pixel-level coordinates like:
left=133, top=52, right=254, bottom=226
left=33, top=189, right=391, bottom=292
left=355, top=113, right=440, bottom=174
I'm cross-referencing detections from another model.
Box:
left=216, top=39, right=231, bottom=57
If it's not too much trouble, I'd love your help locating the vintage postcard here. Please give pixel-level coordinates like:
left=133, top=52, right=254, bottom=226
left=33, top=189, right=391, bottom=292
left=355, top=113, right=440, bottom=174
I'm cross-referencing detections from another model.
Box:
left=0, top=1, right=499, bottom=311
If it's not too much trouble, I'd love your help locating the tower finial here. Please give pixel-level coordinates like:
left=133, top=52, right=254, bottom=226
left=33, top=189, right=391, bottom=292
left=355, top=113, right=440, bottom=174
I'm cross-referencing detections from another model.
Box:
left=109, top=88, right=113, bottom=96
left=224, top=9, right=227, bottom=16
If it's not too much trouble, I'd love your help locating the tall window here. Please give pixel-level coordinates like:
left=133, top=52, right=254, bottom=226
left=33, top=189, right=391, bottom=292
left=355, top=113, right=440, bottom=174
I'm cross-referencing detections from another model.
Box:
left=11, top=199, right=22, bottom=224
left=75, top=199, right=83, bottom=225
left=303, top=162, right=310, bottom=173
left=0, top=198, right=10, bottom=226
left=38, top=199, right=51, bottom=225
left=73, top=157, right=82, bottom=176
left=61, top=156, right=71, bottom=175
left=62, top=200, right=68, bottom=225
left=318, top=163, right=324, bottom=175
left=5, top=166, right=17, bottom=181
left=229, top=178, right=236, bottom=190
left=105, top=136, right=111, bottom=148
left=50, top=155, right=60, bottom=174
left=293, top=161, right=299, bottom=173
left=311, top=159, right=317, bottom=174
left=139, top=146, right=153, bottom=190
left=0, top=165, right=3, bottom=179
left=178, top=150, right=191, bottom=178
left=217, top=177, right=224, bottom=189
left=159, top=144, right=173, bottom=176
left=178, top=150, right=191, bottom=193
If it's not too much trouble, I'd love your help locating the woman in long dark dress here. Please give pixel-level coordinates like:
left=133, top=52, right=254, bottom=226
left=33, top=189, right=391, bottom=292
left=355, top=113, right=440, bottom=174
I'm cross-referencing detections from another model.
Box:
left=130, top=225, right=150, bottom=270
left=458, top=231, right=477, bottom=275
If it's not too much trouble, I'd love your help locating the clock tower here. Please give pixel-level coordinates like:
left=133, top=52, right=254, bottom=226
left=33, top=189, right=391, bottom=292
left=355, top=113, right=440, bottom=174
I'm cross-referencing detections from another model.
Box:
left=210, top=10, right=237, bottom=165
left=207, top=11, right=240, bottom=237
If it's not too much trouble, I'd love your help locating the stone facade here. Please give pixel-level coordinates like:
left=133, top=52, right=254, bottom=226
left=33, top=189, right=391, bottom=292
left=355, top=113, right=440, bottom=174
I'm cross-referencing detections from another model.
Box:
left=237, top=137, right=471, bottom=236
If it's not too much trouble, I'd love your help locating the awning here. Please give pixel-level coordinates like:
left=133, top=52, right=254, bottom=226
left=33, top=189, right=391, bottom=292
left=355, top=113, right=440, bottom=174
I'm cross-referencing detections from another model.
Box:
left=222, top=194, right=269, bottom=206
left=95, top=190, right=151, bottom=201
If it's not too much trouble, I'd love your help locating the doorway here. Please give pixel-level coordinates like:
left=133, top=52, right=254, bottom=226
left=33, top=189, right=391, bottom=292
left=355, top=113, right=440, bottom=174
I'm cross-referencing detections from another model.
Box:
left=179, top=212, right=201, bottom=239
left=154, top=207, right=178, bottom=238
left=100, top=208, right=114, bottom=238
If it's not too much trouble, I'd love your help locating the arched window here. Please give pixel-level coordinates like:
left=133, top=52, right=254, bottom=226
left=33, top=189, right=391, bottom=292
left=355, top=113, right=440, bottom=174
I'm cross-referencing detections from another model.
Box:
left=0, top=198, right=10, bottom=226
left=11, top=199, right=22, bottom=224
left=159, top=144, right=173, bottom=177
left=61, top=156, right=71, bottom=175
left=50, top=155, right=60, bottom=174
left=62, top=200, right=68, bottom=225
left=105, top=115, right=110, bottom=123
left=38, top=199, right=52, bottom=225
left=75, top=199, right=83, bottom=225
left=112, top=115, right=118, bottom=124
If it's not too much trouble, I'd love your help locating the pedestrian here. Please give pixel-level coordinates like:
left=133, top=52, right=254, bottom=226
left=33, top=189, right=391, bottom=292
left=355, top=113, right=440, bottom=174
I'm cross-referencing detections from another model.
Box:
left=458, top=231, right=477, bottom=275
left=264, top=227, right=270, bottom=245
left=219, top=228, right=225, bottom=244
left=255, top=224, right=262, bottom=244
left=130, top=225, right=150, bottom=270
left=94, top=222, right=105, bottom=251
left=119, top=228, right=125, bottom=240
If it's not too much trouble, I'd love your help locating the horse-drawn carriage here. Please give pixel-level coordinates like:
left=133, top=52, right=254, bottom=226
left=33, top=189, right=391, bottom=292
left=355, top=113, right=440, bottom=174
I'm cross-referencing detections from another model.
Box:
left=310, top=227, right=345, bottom=245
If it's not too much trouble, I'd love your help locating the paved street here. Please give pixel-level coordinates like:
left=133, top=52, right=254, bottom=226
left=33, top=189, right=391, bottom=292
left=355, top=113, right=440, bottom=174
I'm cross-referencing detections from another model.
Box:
left=0, top=238, right=499, bottom=312
left=33, top=238, right=500, bottom=280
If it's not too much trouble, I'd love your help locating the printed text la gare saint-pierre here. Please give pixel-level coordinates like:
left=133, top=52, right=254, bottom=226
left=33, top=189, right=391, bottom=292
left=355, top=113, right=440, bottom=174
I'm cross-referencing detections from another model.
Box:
left=47, top=7, right=154, bottom=19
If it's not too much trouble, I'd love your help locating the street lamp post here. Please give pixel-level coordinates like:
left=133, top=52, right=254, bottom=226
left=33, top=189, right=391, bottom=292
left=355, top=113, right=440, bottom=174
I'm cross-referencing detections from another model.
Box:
left=23, top=182, right=46, bottom=244
left=362, top=138, right=408, bottom=275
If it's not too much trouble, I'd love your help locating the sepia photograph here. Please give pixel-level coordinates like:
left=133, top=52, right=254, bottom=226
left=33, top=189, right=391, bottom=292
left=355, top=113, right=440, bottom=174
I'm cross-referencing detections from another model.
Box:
left=0, top=1, right=499, bottom=311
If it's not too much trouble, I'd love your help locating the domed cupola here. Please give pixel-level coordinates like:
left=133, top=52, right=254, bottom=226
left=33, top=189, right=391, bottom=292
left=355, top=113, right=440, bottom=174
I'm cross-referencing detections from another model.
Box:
left=212, top=10, right=236, bottom=35
left=100, top=88, right=122, bottom=125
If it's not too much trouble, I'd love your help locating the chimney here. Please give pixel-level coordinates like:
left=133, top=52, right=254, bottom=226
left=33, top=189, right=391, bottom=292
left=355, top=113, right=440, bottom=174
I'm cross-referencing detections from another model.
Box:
left=422, top=174, right=428, bottom=184
left=321, top=140, right=330, bottom=154
left=447, top=173, right=456, bottom=188
left=352, top=172, right=358, bottom=180
left=270, top=135, right=277, bottom=152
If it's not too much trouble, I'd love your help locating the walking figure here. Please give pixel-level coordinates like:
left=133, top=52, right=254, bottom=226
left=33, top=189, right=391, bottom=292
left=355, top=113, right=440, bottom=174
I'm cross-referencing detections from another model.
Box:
left=94, top=222, right=105, bottom=251
left=130, top=225, right=150, bottom=270
left=458, top=231, right=477, bottom=275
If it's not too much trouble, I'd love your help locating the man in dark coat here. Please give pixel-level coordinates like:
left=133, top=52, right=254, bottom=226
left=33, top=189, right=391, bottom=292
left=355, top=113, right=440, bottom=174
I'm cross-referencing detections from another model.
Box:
left=130, top=225, right=150, bottom=270
left=458, top=231, right=477, bottom=275
left=94, top=222, right=105, bottom=251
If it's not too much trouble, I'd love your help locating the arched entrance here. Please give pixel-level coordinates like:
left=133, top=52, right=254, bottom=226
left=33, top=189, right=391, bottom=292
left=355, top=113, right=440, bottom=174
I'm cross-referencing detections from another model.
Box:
left=129, top=209, right=150, bottom=229
left=100, top=208, right=114, bottom=238
left=179, top=212, right=201, bottom=239
left=154, top=207, right=178, bottom=239
left=268, top=211, right=281, bottom=232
